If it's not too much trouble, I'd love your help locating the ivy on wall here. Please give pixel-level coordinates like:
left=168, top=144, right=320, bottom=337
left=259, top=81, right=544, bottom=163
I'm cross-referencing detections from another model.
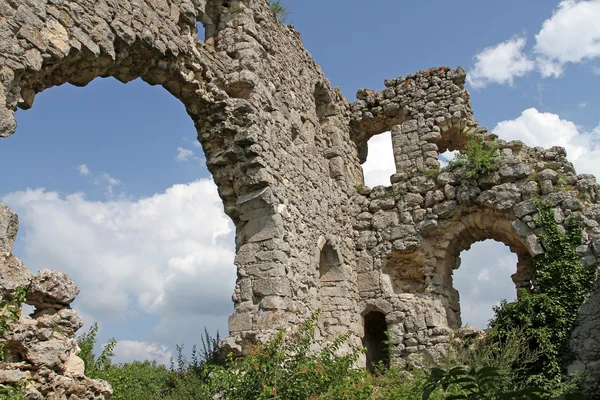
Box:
left=487, top=199, right=598, bottom=388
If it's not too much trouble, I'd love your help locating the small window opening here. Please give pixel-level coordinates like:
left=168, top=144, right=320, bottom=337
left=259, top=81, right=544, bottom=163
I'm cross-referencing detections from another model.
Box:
left=361, top=132, right=395, bottom=187
left=438, top=150, right=458, bottom=168
left=196, top=22, right=205, bottom=41
left=363, top=311, right=389, bottom=372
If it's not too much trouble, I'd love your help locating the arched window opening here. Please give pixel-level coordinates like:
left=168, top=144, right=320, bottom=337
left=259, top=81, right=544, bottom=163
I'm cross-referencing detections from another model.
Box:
left=452, top=240, right=519, bottom=329
left=363, top=311, right=389, bottom=372
left=361, top=131, right=395, bottom=187
left=319, top=242, right=341, bottom=283
left=2, top=77, right=235, bottom=366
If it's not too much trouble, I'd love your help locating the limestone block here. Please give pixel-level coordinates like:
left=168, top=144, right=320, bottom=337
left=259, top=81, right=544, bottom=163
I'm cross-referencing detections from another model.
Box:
left=253, top=277, right=290, bottom=297
left=26, top=339, right=75, bottom=369
left=357, top=272, right=380, bottom=293
left=27, top=269, right=79, bottom=308
left=64, top=354, right=85, bottom=377
left=228, top=313, right=253, bottom=332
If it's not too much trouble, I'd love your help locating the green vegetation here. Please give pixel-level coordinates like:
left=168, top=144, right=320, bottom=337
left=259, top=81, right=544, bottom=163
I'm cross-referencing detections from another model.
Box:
left=269, top=1, right=291, bottom=23
left=0, top=286, right=28, bottom=398
left=487, top=199, right=598, bottom=390
left=425, top=166, right=441, bottom=178
left=448, top=133, right=500, bottom=179
left=423, top=366, right=582, bottom=400
left=0, top=286, right=26, bottom=358
left=2, top=199, right=595, bottom=399
left=73, top=308, right=584, bottom=399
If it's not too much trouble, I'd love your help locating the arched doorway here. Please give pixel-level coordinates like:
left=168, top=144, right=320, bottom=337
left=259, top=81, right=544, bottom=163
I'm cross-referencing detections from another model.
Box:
left=363, top=310, right=389, bottom=372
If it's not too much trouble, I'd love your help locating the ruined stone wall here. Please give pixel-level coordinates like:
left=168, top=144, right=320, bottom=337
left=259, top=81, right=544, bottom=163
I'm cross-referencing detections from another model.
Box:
left=1, top=0, right=364, bottom=396
left=1, top=0, right=599, bottom=398
left=349, top=67, right=600, bottom=395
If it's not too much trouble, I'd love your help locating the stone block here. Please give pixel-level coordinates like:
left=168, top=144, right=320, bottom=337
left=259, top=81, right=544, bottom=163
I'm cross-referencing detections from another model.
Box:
left=357, top=271, right=379, bottom=293
left=253, top=277, right=290, bottom=297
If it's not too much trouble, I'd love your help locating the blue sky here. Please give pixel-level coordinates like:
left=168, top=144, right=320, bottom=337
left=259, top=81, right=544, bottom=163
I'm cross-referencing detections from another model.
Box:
left=1, top=0, right=599, bottom=364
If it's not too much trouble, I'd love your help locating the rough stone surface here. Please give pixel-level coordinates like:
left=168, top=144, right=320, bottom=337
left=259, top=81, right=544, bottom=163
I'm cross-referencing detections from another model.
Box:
left=27, top=269, right=80, bottom=309
left=0, top=1, right=599, bottom=397
left=0, top=204, right=18, bottom=253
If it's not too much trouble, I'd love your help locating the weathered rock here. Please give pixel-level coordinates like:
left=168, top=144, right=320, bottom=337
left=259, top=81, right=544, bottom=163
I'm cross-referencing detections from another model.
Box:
left=0, top=204, right=18, bottom=253
left=0, top=253, right=34, bottom=299
left=27, top=269, right=80, bottom=309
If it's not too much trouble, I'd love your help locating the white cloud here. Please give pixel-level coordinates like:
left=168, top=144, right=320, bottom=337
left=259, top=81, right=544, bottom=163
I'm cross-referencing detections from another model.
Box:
left=176, top=147, right=197, bottom=163
left=454, top=241, right=518, bottom=329
left=593, top=66, right=600, bottom=75
left=493, top=108, right=600, bottom=178
left=78, top=164, right=91, bottom=176
left=77, top=164, right=123, bottom=198
left=579, top=102, right=587, bottom=108
left=467, top=37, right=535, bottom=89
left=534, top=0, right=600, bottom=77
left=362, top=132, right=396, bottom=187
left=2, top=180, right=236, bottom=328
left=101, top=173, right=122, bottom=196
left=112, top=340, right=173, bottom=365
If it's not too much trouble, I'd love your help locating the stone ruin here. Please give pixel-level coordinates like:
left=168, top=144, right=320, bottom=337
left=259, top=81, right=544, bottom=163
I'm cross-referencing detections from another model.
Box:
left=0, top=0, right=599, bottom=397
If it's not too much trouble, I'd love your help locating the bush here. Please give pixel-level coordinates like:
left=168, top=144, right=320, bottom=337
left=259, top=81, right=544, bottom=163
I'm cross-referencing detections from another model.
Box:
left=423, top=365, right=583, bottom=400
left=205, top=310, right=367, bottom=399
left=448, top=133, right=500, bottom=179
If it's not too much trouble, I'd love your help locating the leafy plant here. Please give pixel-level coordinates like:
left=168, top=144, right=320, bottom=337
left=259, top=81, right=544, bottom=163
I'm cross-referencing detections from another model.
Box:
left=426, top=166, right=441, bottom=178
left=448, top=133, right=500, bottom=179
left=0, top=286, right=28, bottom=398
left=423, top=366, right=583, bottom=400
left=206, top=310, right=367, bottom=399
left=269, top=0, right=291, bottom=23
left=0, top=382, right=27, bottom=400
left=444, top=327, right=542, bottom=395
left=77, top=322, right=116, bottom=375
left=0, top=286, right=27, bottom=358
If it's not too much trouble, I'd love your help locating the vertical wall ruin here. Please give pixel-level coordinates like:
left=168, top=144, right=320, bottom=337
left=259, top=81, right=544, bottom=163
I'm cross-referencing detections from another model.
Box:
left=1, top=0, right=599, bottom=397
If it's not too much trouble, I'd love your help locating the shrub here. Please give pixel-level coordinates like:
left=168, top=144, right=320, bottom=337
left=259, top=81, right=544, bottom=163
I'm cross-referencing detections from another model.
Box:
left=423, top=365, right=583, bottom=400
left=205, top=310, right=367, bottom=399
left=487, top=199, right=598, bottom=390
left=448, top=133, right=500, bottom=179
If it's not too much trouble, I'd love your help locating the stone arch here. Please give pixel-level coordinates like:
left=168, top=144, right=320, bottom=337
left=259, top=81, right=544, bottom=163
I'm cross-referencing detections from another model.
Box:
left=1, top=0, right=304, bottom=365
left=429, top=210, right=536, bottom=327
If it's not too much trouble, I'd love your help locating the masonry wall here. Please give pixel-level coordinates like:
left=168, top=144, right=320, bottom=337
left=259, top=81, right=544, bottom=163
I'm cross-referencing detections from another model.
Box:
left=0, top=0, right=599, bottom=398
left=349, top=68, right=600, bottom=395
